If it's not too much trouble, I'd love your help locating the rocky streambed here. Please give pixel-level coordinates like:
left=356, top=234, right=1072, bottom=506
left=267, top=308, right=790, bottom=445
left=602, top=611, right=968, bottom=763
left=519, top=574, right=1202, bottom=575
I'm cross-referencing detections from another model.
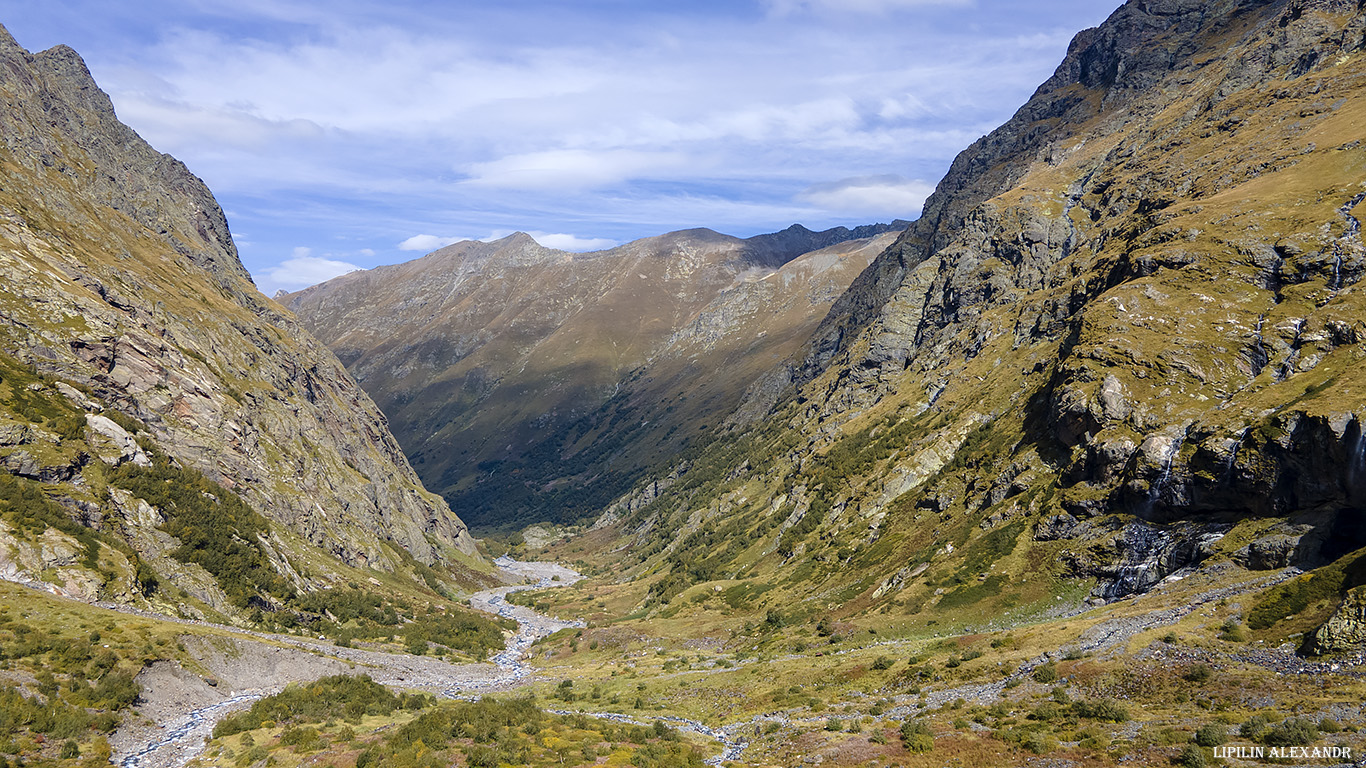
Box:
left=114, top=558, right=584, bottom=768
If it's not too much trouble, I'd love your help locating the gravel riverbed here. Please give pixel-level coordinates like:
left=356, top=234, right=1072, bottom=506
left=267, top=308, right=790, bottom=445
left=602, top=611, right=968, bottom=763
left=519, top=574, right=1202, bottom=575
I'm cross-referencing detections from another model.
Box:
left=112, top=558, right=585, bottom=768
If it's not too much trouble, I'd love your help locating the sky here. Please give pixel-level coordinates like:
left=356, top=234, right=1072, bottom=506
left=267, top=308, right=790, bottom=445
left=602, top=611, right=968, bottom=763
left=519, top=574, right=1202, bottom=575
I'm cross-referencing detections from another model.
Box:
left=3, top=1, right=1119, bottom=295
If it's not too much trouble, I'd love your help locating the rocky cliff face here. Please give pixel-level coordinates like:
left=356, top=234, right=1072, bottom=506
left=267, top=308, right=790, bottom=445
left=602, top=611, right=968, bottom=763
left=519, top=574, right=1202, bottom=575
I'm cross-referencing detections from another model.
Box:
left=285, top=224, right=902, bottom=529
left=588, top=0, right=1366, bottom=644
left=0, top=24, right=477, bottom=613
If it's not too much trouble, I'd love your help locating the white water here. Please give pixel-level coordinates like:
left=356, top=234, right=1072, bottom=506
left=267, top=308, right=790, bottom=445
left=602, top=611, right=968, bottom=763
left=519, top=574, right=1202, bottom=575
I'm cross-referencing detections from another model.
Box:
left=119, top=691, right=269, bottom=768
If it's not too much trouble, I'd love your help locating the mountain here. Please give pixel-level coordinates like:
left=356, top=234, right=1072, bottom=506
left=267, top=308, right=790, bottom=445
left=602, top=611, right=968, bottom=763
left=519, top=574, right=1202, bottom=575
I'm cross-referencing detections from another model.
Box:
left=563, top=0, right=1366, bottom=651
left=0, top=24, right=484, bottom=620
left=284, top=222, right=905, bottom=529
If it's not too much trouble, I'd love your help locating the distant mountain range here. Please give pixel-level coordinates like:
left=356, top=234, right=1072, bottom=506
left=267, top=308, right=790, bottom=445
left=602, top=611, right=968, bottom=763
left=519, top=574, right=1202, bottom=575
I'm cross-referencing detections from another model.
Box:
left=284, top=222, right=907, bottom=529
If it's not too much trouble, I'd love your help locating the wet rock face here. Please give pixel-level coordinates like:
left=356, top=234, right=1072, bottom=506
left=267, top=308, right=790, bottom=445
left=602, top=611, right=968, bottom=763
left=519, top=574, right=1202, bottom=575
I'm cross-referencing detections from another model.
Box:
left=1058, top=518, right=1228, bottom=600
left=0, top=24, right=476, bottom=581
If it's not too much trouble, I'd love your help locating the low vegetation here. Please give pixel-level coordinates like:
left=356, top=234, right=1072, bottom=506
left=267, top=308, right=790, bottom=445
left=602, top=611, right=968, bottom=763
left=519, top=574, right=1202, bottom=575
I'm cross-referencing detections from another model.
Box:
left=201, top=678, right=707, bottom=768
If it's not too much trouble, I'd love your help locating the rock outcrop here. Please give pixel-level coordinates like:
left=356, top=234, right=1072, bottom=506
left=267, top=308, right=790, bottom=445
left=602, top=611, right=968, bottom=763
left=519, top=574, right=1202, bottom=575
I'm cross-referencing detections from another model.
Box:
left=1309, top=585, right=1366, bottom=654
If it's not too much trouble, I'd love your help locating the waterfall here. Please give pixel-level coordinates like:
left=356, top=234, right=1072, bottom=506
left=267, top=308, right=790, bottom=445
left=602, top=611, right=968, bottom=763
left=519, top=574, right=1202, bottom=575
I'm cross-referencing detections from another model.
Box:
left=1349, top=418, right=1366, bottom=499
left=1142, top=427, right=1189, bottom=517
left=1224, top=427, right=1249, bottom=484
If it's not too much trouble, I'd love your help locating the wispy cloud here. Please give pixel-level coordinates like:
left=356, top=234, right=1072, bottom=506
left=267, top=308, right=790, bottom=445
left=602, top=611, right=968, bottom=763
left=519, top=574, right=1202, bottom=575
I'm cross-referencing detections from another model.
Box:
left=461, top=149, right=689, bottom=192
left=399, top=231, right=617, bottom=254
left=2, top=1, right=1120, bottom=287
left=800, top=175, right=936, bottom=216
left=398, top=234, right=465, bottom=252
left=260, top=248, right=362, bottom=294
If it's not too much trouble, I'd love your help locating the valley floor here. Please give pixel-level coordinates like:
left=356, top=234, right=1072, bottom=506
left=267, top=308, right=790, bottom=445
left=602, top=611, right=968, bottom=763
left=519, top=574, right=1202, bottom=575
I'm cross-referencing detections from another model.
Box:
left=13, top=554, right=1366, bottom=768
left=0, top=559, right=586, bottom=768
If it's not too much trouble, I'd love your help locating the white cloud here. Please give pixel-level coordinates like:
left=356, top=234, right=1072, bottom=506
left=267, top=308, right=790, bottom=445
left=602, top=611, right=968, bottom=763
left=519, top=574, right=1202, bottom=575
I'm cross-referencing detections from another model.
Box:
left=523, top=232, right=618, bottom=252
left=262, top=253, right=363, bottom=292
left=13, top=0, right=1118, bottom=272
left=764, top=0, right=972, bottom=15
left=400, top=231, right=617, bottom=254
left=799, top=175, right=935, bottom=217
left=398, top=234, right=466, bottom=252
left=461, top=149, right=688, bottom=191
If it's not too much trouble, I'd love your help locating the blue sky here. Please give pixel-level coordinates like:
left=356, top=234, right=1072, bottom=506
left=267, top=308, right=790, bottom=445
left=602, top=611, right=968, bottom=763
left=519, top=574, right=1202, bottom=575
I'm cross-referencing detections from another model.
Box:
left=4, top=1, right=1119, bottom=295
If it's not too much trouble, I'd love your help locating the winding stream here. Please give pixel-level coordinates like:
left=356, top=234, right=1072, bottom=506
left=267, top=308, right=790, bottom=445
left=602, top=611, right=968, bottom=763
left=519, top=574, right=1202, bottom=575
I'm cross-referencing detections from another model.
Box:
left=448, top=556, right=586, bottom=692
left=119, top=691, right=272, bottom=768
left=117, top=558, right=750, bottom=767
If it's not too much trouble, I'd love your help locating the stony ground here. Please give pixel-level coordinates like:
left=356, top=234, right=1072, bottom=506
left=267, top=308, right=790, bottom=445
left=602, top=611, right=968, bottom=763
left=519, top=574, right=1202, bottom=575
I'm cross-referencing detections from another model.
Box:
left=110, top=558, right=584, bottom=768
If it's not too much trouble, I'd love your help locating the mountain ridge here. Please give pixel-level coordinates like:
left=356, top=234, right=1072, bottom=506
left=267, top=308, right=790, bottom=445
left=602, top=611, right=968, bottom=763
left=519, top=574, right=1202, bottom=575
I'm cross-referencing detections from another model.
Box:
left=0, top=23, right=483, bottom=618
left=556, top=0, right=1366, bottom=651
left=286, top=222, right=905, bottom=529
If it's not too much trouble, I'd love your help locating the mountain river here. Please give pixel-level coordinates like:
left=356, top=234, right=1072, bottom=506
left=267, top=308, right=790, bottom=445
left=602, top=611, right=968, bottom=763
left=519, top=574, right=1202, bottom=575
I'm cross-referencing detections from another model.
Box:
left=118, top=557, right=747, bottom=767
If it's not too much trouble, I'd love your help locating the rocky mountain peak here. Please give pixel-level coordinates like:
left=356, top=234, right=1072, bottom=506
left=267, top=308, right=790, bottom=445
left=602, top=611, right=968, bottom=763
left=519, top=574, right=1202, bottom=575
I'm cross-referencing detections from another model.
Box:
left=0, top=24, right=253, bottom=295
left=0, top=24, right=479, bottom=608
left=583, top=0, right=1366, bottom=634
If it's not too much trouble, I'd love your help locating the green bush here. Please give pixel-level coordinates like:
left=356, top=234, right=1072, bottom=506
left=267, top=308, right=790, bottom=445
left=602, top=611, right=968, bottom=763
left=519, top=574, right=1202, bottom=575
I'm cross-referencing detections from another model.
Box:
left=1263, top=717, right=1318, bottom=747
left=1177, top=744, right=1209, bottom=768
left=900, top=719, right=934, bottom=753
left=278, top=726, right=324, bottom=752
left=1240, top=715, right=1272, bottom=742
left=1073, top=698, right=1128, bottom=722
left=1193, top=723, right=1227, bottom=747
left=1032, top=662, right=1058, bottom=683
left=998, top=726, right=1056, bottom=754
left=1183, top=664, right=1212, bottom=683
left=213, top=676, right=399, bottom=737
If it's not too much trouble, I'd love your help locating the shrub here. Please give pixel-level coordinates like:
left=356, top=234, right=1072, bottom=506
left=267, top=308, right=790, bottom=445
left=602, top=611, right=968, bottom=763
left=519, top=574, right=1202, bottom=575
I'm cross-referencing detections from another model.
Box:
left=1219, top=619, right=1247, bottom=642
left=1263, top=717, right=1318, bottom=747
left=1319, top=718, right=1341, bottom=733
left=1178, top=744, right=1209, bottom=768
left=213, top=676, right=399, bottom=737
left=999, top=726, right=1056, bottom=754
left=1032, top=663, right=1058, bottom=683
left=871, top=656, right=893, bottom=671
left=900, top=719, right=934, bottom=753
left=1183, top=664, right=1212, bottom=684
left=1073, top=698, right=1128, bottom=722
left=1193, top=723, right=1227, bottom=747
left=1240, top=715, right=1272, bottom=742
left=278, top=726, right=324, bottom=752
